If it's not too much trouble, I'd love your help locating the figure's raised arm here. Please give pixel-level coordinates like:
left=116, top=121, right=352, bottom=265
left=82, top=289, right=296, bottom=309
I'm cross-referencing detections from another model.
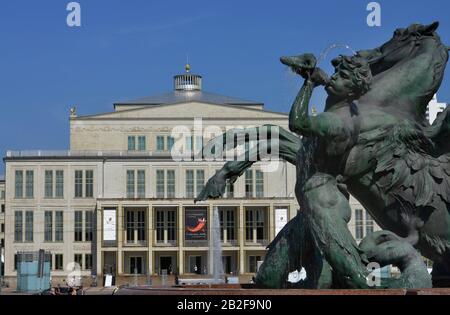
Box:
left=280, top=54, right=329, bottom=137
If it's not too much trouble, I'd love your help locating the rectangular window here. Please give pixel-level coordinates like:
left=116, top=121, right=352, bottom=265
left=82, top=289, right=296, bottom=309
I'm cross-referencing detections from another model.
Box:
left=137, top=170, right=145, bottom=198
left=255, top=170, right=264, bottom=198
left=44, top=211, right=53, bottom=242
left=196, top=170, right=205, bottom=196
left=137, top=210, right=145, bottom=242
left=126, top=211, right=135, bottom=243
left=128, top=136, right=136, bottom=151
left=256, top=209, right=265, bottom=240
left=126, top=170, right=135, bottom=198
left=365, top=210, right=374, bottom=237
left=245, top=170, right=253, bottom=198
left=186, top=170, right=194, bottom=198
left=55, top=170, right=64, bottom=198
left=245, top=208, right=265, bottom=242
left=156, top=210, right=164, bottom=242
left=85, top=254, right=93, bottom=270
left=167, top=136, right=175, bottom=151
left=55, top=254, right=63, bottom=270
left=1, top=224, right=4, bottom=233
left=25, top=170, right=34, bottom=198
left=75, top=170, right=83, bottom=198
left=85, top=211, right=93, bottom=242
left=226, top=210, right=236, bottom=241
left=1, top=205, right=4, bottom=213
left=25, top=211, right=33, bottom=242
left=74, top=211, right=83, bottom=242
left=14, top=254, right=18, bottom=271
left=220, top=209, right=236, bottom=242
left=44, top=170, right=53, bottom=198
left=1, top=190, right=4, bottom=199
left=156, top=209, right=176, bottom=243
left=14, top=211, right=23, bottom=242
left=125, top=210, right=146, bottom=244
left=355, top=209, right=364, bottom=240
left=15, top=170, right=23, bottom=198
left=138, top=136, right=146, bottom=151
left=157, top=136, right=165, bottom=151
left=85, top=170, right=94, bottom=198
left=245, top=210, right=253, bottom=241
left=156, top=170, right=165, bottom=198
left=167, top=210, right=176, bottom=242
left=74, top=254, right=83, bottom=269
left=167, top=170, right=175, bottom=198
left=55, top=211, right=64, bottom=242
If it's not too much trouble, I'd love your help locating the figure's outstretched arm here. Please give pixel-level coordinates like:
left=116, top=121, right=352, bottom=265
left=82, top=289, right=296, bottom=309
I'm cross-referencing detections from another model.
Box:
left=195, top=125, right=300, bottom=202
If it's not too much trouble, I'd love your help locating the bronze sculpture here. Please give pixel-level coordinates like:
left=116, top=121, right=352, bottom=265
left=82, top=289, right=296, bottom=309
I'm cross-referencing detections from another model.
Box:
left=195, top=22, right=450, bottom=289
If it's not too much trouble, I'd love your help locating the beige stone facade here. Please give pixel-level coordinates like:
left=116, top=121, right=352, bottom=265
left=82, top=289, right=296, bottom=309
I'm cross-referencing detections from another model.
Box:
left=2, top=69, right=379, bottom=287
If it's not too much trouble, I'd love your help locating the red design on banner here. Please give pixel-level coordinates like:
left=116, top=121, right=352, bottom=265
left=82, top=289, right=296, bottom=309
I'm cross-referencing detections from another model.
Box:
left=186, top=218, right=206, bottom=233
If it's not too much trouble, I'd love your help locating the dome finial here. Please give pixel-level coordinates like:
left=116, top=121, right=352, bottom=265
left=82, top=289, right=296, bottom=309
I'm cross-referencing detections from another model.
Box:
left=185, top=63, right=191, bottom=73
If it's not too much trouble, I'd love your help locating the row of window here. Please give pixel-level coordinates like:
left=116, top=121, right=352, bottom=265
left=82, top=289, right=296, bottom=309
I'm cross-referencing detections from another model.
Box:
left=14, top=253, right=92, bottom=271
left=126, top=169, right=263, bottom=199
left=14, top=170, right=93, bottom=199
left=13, top=168, right=265, bottom=200
left=14, top=210, right=93, bottom=243
left=128, top=135, right=202, bottom=152
left=128, top=135, right=176, bottom=152
left=125, top=208, right=267, bottom=244
left=130, top=135, right=258, bottom=154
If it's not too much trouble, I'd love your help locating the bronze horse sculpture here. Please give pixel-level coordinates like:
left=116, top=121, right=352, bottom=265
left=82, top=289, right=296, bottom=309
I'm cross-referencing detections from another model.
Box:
left=195, top=22, right=450, bottom=289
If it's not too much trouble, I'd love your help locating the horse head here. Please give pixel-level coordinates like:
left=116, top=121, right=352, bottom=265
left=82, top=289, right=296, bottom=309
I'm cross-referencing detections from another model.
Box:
left=358, top=22, right=447, bottom=76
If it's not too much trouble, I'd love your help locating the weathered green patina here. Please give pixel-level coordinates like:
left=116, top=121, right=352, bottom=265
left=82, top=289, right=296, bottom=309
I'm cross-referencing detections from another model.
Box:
left=195, top=22, right=450, bottom=289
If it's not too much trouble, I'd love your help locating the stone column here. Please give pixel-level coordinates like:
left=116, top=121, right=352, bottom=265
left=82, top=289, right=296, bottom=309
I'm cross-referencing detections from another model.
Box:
left=96, top=206, right=102, bottom=279
left=208, top=203, right=214, bottom=276
left=239, top=202, right=245, bottom=275
left=117, top=203, right=123, bottom=275
left=148, top=204, right=153, bottom=275
left=178, top=204, right=184, bottom=275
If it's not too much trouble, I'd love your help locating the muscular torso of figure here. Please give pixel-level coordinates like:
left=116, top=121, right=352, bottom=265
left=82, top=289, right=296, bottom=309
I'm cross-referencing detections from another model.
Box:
left=311, top=101, right=401, bottom=177
left=312, top=102, right=417, bottom=236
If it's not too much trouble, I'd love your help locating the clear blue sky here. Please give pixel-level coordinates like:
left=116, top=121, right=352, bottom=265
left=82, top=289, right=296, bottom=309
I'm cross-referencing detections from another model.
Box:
left=0, top=0, right=449, bottom=174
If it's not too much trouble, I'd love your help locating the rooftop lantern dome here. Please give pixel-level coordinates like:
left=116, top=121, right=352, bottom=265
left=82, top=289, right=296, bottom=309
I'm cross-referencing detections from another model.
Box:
left=174, top=63, right=202, bottom=91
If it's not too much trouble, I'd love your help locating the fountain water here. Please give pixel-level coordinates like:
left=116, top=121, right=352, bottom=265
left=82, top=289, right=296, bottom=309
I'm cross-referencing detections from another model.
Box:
left=317, top=43, right=356, bottom=65
left=211, top=206, right=225, bottom=283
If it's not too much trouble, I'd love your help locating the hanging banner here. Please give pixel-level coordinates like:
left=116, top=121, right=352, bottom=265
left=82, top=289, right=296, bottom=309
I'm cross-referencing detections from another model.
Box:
left=103, top=209, right=117, bottom=241
left=185, top=208, right=208, bottom=241
left=275, top=208, right=288, bottom=235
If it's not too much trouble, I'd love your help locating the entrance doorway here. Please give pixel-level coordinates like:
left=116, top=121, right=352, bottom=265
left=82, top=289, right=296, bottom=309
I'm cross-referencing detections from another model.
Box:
left=189, top=256, right=202, bottom=274
left=130, top=257, right=143, bottom=274
left=160, top=256, right=173, bottom=275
